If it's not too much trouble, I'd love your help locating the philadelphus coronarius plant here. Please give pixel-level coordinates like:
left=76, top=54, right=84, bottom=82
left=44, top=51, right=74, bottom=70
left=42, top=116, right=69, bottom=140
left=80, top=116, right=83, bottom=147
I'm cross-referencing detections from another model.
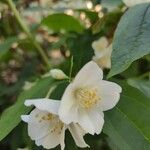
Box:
left=123, top=0, right=150, bottom=7
left=59, top=61, right=122, bottom=135
left=92, top=37, right=112, bottom=69
left=21, top=61, right=122, bottom=149
left=21, top=99, right=89, bottom=150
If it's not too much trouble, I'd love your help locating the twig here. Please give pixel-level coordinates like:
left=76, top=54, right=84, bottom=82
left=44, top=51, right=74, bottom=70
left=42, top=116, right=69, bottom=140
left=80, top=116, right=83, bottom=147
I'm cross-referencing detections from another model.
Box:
left=69, top=56, right=74, bottom=82
left=6, top=0, right=50, bottom=68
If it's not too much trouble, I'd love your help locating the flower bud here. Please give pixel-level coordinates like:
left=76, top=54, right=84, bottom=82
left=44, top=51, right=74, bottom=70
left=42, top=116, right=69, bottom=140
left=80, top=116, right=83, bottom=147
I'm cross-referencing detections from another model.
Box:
left=23, top=81, right=36, bottom=90
left=50, top=69, right=68, bottom=80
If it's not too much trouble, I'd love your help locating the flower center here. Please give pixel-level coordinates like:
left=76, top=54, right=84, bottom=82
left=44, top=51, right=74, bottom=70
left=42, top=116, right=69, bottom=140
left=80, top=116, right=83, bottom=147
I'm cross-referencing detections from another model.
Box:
left=37, top=113, right=64, bottom=134
left=41, top=113, right=54, bottom=121
left=75, top=87, right=99, bottom=109
left=51, top=120, right=64, bottom=134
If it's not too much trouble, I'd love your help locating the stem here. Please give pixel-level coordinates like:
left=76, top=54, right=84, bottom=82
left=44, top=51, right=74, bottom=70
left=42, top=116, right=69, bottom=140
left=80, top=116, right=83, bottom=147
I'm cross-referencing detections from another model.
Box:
left=138, top=72, right=150, bottom=79
left=69, top=56, right=73, bottom=82
left=6, top=0, right=50, bottom=68
left=45, top=85, right=57, bottom=98
left=45, top=80, right=67, bottom=98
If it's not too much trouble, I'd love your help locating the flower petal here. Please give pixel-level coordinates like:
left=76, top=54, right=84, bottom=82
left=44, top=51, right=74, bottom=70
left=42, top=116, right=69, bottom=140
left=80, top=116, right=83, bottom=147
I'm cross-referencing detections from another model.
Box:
left=88, top=110, right=104, bottom=134
left=77, top=109, right=95, bottom=135
left=73, top=61, right=103, bottom=88
left=99, top=80, right=122, bottom=111
left=27, top=109, right=61, bottom=149
left=77, top=109, right=104, bottom=135
left=35, top=132, right=60, bottom=149
left=68, top=123, right=89, bottom=148
left=94, top=44, right=112, bottom=69
left=60, top=126, right=66, bottom=150
left=25, top=98, right=60, bottom=115
left=21, top=115, right=30, bottom=123
left=28, top=109, right=54, bottom=140
left=92, top=37, right=108, bottom=52
left=59, top=84, right=78, bottom=124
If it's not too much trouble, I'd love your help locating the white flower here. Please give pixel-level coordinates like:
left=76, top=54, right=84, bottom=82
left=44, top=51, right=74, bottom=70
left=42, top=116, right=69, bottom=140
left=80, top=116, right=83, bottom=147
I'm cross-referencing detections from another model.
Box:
left=21, top=99, right=88, bottom=150
left=123, top=0, right=150, bottom=7
left=59, top=61, right=122, bottom=135
left=92, top=37, right=112, bottom=69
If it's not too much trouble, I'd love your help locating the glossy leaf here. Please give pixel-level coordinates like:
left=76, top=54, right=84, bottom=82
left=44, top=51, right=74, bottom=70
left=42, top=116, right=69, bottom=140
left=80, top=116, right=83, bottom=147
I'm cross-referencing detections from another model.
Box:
left=41, top=13, right=84, bottom=33
left=67, top=32, right=94, bottom=75
left=104, top=82, right=150, bottom=150
left=108, top=4, right=150, bottom=77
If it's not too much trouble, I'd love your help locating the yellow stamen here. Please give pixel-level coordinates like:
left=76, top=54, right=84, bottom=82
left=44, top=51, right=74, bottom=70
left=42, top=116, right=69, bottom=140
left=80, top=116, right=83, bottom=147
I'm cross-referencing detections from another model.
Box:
left=75, top=87, right=100, bottom=109
left=36, top=112, right=64, bottom=134
left=36, top=113, right=54, bottom=123
left=50, top=120, right=64, bottom=134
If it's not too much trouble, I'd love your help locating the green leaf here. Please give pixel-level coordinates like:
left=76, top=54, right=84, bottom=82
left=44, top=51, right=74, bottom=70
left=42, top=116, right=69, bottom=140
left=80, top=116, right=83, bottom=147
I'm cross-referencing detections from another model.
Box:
left=0, top=37, right=18, bottom=59
left=128, top=79, right=150, bottom=98
left=104, top=82, right=150, bottom=150
left=0, top=77, right=55, bottom=141
left=66, top=32, right=94, bottom=75
left=108, top=4, right=150, bottom=78
left=77, top=9, right=98, bottom=23
left=41, top=13, right=84, bottom=33
left=50, top=80, right=69, bottom=100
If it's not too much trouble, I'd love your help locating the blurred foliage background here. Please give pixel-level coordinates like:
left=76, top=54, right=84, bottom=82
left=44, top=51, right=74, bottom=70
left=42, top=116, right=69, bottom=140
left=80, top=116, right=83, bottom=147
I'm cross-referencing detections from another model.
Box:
left=0, top=0, right=149, bottom=150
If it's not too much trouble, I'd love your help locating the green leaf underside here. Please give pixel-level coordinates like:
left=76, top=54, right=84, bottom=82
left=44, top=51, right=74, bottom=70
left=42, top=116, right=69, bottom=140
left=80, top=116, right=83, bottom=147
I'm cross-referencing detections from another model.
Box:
left=0, top=77, right=55, bottom=141
left=108, top=3, right=150, bottom=77
left=104, top=82, right=150, bottom=150
left=41, top=13, right=84, bottom=33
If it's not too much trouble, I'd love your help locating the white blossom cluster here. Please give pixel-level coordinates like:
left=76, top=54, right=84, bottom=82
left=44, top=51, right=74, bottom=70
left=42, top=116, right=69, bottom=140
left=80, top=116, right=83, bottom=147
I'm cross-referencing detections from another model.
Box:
left=22, top=61, right=122, bottom=149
